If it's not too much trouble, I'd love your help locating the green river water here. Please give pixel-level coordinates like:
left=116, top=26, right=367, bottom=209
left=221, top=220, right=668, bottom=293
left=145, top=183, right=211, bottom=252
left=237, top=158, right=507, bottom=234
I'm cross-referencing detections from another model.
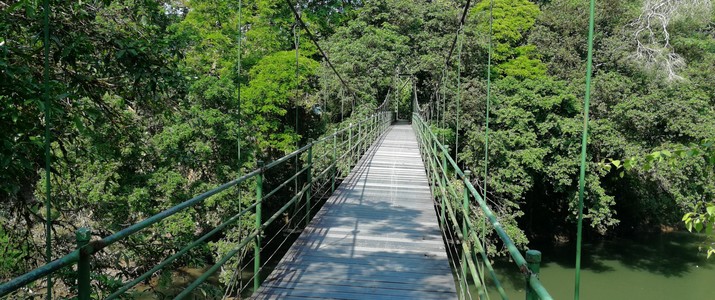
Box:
left=483, top=232, right=715, bottom=299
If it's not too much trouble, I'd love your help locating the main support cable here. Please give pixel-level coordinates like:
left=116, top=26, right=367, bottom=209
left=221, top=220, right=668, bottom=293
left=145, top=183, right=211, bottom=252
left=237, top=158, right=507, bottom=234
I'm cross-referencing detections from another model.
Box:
left=444, top=0, right=473, bottom=69
left=422, top=0, right=473, bottom=133
left=283, top=0, right=358, bottom=101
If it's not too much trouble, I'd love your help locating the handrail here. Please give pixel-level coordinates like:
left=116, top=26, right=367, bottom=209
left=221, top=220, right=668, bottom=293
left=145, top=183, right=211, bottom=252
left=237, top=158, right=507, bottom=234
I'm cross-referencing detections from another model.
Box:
left=0, top=168, right=262, bottom=296
left=412, top=112, right=553, bottom=300
left=0, top=111, right=393, bottom=299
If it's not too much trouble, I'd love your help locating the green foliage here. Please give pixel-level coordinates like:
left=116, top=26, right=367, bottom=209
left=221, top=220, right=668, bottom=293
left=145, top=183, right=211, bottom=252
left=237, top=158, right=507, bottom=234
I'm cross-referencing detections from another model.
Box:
left=3, top=0, right=715, bottom=295
left=529, top=0, right=640, bottom=80
left=460, top=75, right=618, bottom=236
left=2, top=0, right=186, bottom=283
left=243, top=51, right=320, bottom=153
left=470, top=0, right=546, bottom=78
left=325, top=19, right=410, bottom=106
left=604, top=138, right=715, bottom=256
left=0, top=228, right=28, bottom=280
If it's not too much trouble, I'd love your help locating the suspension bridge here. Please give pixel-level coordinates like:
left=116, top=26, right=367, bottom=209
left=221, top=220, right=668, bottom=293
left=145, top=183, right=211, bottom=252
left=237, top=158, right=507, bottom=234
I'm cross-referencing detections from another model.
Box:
left=253, top=122, right=456, bottom=299
left=0, top=110, right=552, bottom=300
left=1, top=0, right=606, bottom=297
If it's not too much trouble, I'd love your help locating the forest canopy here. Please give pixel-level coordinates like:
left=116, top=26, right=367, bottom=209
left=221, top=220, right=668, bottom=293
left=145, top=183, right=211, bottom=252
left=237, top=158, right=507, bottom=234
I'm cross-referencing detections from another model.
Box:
left=1, top=0, right=713, bottom=296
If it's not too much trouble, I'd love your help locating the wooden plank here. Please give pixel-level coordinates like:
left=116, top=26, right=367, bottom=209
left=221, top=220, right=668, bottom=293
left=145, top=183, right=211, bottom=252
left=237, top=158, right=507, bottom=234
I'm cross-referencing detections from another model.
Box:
left=253, top=287, right=435, bottom=300
left=258, top=282, right=454, bottom=299
left=271, top=262, right=452, bottom=277
left=252, top=124, right=457, bottom=299
left=262, top=276, right=455, bottom=293
left=263, top=270, right=455, bottom=288
left=280, top=246, right=448, bottom=261
left=279, top=254, right=452, bottom=271
left=283, top=239, right=449, bottom=256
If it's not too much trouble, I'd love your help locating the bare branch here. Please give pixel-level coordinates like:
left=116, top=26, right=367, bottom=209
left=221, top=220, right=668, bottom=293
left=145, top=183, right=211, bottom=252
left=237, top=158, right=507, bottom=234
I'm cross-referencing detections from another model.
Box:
left=630, top=0, right=712, bottom=80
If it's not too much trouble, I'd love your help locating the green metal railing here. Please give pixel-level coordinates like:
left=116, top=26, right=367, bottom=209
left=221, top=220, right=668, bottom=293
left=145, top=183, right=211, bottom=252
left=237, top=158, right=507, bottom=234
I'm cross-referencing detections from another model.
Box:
left=412, top=113, right=553, bottom=300
left=0, top=110, right=393, bottom=299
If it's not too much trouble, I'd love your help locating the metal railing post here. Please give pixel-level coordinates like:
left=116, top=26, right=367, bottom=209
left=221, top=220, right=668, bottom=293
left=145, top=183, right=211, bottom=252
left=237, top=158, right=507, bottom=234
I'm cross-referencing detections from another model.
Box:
left=461, top=170, right=472, bottom=300
left=306, top=140, right=313, bottom=226
left=381, top=113, right=384, bottom=132
left=432, top=138, right=437, bottom=188
left=368, top=116, right=372, bottom=145
left=426, top=119, right=432, bottom=180
left=378, top=113, right=381, bottom=133
left=254, top=160, right=264, bottom=292
left=76, top=228, right=91, bottom=300
left=358, top=121, right=363, bottom=155
left=375, top=114, right=378, bottom=139
left=373, top=114, right=376, bottom=141
left=348, top=123, right=353, bottom=166
left=383, top=112, right=386, bottom=131
left=370, top=115, right=377, bottom=141
left=332, top=130, right=337, bottom=193
left=462, top=170, right=471, bottom=246
left=526, top=250, right=542, bottom=300
left=440, top=146, right=449, bottom=229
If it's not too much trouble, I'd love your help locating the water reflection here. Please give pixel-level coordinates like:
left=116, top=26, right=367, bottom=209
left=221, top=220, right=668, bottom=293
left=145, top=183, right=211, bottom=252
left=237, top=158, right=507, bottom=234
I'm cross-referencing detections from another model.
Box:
left=483, top=232, right=715, bottom=299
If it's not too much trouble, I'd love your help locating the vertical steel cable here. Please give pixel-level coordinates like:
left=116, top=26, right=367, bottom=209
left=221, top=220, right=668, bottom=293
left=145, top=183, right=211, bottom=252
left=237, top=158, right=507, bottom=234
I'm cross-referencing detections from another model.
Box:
left=455, top=26, right=463, bottom=165
left=482, top=0, right=495, bottom=292
left=295, top=21, right=300, bottom=140
left=441, top=70, right=446, bottom=143
left=322, top=60, right=327, bottom=120
left=237, top=0, right=242, bottom=173
left=412, top=75, right=418, bottom=117
left=236, top=0, right=243, bottom=295
left=42, top=0, right=52, bottom=298
left=436, top=83, right=440, bottom=126
left=575, top=0, right=597, bottom=298
left=222, top=3, right=246, bottom=296
left=483, top=0, right=493, bottom=200
left=293, top=12, right=300, bottom=224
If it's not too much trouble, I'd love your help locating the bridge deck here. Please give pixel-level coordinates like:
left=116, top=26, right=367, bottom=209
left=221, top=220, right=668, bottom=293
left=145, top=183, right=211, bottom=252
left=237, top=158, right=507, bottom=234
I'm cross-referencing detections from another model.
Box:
left=253, top=123, right=457, bottom=299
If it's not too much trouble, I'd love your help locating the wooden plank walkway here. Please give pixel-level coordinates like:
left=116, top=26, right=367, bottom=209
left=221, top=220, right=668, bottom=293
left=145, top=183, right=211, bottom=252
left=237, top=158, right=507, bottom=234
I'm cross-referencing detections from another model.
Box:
left=253, top=123, right=457, bottom=300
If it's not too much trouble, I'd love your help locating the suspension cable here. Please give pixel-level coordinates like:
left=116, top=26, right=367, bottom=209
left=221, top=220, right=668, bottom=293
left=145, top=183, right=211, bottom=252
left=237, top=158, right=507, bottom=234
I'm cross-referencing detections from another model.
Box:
left=441, top=69, right=446, bottom=143
left=435, top=80, right=440, bottom=125
left=482, top=0, right=495, bottom=292
left=230, top=2, right=244, bottom=296
left=455, top=26, right=463, bottom=165
left=443, top=0, right=473, bottom=70
left=412, top=75, right=418, bottom=116
left=283, top=0, right=357, bottom=101
left=295, top=21, right=300, bottom=144
left=294, top=17, right=300, bottom=201
left=42, top=0, right=52, bottom=297
left=434, top=0, right=473, bottom=105
left=575, top=0, right=597, bottom=298
left=236, top=0, right=243, bottom=173
left=483, top=0, right=494, bottom=199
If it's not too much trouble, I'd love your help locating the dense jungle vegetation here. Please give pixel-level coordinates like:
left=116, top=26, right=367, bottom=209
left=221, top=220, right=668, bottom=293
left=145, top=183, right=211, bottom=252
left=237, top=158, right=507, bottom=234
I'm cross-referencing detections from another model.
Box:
left=1, top=0, right=713, bottom=296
